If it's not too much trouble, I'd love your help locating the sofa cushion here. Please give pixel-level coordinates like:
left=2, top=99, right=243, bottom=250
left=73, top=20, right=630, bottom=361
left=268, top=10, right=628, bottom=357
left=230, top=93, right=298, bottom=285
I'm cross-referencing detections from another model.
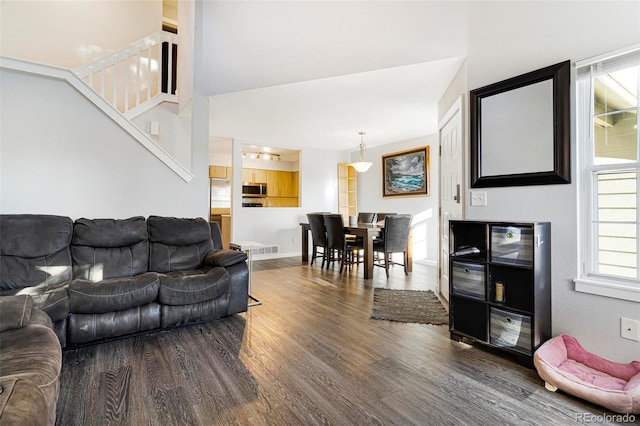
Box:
left=161, top=296, right=230, bottom=328
left=0, top=215, right=73, bottom=291
left=28, top=307, right=54, bottom=329
left=158, top=268, right=230, bottom=306
left=72, top=217, right=149, bottom=280
left=0, top=322, right=62, bottom=425
left=68, top=303, right=160, bottom=345
left=2, top=285, right=70, bottom=324
left=0, top=295, right=32, bottom=332
left=148, top=216, right=213, bottom=273
left=0, top=325, right=61, bottom=390
left=28, top=286, right=70, bottom=323
left=205, top=250, right=248, bottom=268
left=0, top=377, right=49, bottom=426
left=69, top=272, right=160, bottom=314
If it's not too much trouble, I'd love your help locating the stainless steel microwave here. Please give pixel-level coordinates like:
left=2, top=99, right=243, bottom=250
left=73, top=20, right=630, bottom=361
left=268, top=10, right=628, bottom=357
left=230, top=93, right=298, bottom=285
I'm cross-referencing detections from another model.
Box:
left=242, top=183, right=267, bottom=197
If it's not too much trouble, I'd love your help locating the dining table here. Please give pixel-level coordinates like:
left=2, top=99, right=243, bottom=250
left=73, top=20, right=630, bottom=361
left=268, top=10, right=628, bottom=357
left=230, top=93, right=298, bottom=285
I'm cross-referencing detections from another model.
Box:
left=299, top=222, right=412, bottom=279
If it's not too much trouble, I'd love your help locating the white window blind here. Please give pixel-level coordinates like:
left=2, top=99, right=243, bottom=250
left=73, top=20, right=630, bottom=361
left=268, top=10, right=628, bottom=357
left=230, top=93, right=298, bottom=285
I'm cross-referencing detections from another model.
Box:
left=576, top=47, right=640, bottom=301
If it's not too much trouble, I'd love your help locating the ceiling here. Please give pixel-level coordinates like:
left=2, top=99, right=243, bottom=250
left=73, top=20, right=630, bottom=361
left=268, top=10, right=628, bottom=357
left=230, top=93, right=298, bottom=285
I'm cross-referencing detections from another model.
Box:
left=201, top=1, right=469, bottom=153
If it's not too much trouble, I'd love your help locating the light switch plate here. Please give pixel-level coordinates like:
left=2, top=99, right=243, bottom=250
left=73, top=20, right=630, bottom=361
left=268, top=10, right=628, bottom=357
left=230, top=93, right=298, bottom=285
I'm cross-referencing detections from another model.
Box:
left=149, top=121, right=160, bottom=136
left=621, top=317, right=640, bottom=341
left=470, top=191, right=487, bottom=207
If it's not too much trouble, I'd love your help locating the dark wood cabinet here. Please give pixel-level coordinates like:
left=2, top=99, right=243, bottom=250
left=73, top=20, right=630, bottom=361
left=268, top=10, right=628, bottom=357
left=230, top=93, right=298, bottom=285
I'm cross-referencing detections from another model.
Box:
left=449, top=220, right=551, bottom=366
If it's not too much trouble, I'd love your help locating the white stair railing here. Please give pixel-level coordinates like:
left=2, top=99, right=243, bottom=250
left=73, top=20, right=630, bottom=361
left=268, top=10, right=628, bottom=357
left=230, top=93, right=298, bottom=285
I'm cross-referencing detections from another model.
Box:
left=74, top=31, right=178, bottom=118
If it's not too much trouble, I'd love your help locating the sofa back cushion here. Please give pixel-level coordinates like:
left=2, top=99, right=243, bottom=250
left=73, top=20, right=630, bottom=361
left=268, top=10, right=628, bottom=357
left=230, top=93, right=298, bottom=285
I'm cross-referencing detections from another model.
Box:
left=147, top=216, right=213, bottom=273
left=0, top=214, right=73, bottom=291
left=71, top=217, right=149, bottom=280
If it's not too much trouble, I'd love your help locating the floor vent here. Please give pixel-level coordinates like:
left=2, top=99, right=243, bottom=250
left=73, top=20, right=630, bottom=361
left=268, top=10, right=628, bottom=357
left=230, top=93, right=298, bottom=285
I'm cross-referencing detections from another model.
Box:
left=250, top=245, right=279, bottom=255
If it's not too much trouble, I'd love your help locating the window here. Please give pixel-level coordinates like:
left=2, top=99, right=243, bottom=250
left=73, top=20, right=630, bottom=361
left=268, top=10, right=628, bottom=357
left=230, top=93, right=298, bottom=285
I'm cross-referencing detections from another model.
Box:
left=575, top=47, right=640, bottom=301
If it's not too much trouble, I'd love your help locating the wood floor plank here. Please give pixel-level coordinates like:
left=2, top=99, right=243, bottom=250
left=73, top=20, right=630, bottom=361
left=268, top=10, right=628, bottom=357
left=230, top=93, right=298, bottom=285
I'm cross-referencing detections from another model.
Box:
left=56, top=259, right=635, bottom=425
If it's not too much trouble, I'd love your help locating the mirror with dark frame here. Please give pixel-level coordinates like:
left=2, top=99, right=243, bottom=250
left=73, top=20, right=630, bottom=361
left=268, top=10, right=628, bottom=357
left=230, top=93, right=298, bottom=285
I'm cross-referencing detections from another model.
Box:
left=470, top=60, right=571, bottom=188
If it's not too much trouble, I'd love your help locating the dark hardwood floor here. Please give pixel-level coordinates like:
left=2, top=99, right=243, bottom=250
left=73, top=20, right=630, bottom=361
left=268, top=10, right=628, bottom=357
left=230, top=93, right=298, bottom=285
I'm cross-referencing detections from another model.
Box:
left=56, top=258, right=635, bottom=425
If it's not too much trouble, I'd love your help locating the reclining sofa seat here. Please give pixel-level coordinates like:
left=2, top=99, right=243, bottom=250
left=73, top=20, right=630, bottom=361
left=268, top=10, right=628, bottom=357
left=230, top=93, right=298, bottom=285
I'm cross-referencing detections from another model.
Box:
left=68, top=217, right=161, bottom=345
left=0, top=214, right=72, bottom=346
left=147, top=215, right=246, bottom=327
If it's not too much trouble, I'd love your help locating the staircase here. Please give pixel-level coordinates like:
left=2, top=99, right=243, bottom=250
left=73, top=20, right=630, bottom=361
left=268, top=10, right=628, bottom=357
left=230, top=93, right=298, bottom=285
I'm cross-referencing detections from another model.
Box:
left=74, top=31, right=179, bottom=119
left=0, top=30, right=192, bottom=182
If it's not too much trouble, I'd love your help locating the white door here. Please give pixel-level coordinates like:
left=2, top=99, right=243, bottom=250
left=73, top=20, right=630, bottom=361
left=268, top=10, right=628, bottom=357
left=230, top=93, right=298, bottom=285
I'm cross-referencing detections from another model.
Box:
left=439, top=96, right=464, bottom=302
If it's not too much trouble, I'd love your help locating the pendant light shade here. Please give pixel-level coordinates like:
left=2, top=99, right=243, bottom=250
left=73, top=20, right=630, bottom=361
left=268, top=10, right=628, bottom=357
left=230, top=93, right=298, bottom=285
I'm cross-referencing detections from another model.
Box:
left=350, top=132, right=373, bottom=173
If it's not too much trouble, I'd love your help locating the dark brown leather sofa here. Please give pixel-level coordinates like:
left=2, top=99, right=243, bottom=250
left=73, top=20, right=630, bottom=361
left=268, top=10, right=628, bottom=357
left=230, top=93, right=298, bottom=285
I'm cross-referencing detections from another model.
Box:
left=0, top=214, right=249, bottom=425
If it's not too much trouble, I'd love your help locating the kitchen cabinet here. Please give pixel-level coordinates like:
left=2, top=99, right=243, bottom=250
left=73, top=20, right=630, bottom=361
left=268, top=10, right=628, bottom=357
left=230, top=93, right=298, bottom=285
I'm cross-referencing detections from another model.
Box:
left=267, top=197, right=299, bottom=208
left=242, top=168, right=267, bottom=183
left=209, top=166, right=230, bottom=179
left=221, top=215, right=231, bottom=249
left=267, top=170, right=298, bottom=197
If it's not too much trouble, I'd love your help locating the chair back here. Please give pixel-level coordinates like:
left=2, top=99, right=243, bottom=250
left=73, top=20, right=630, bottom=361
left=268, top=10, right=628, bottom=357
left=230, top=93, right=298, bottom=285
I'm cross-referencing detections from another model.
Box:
left=210, top=221, right=223, bottom=250
left=357, top=212, right=377, bottom=224
left=1, top=214, right=73, bottom=290
left=383, top=214, right=412, bottom=253
left=376, top=213, right=397, bottom=227
left=323, top=214, right=346, bottom=250
left=72, top=217, right=149, bottom=280
left=307, top=213, right=328, bottom=246
left=148, top=216, right=213, bottom=273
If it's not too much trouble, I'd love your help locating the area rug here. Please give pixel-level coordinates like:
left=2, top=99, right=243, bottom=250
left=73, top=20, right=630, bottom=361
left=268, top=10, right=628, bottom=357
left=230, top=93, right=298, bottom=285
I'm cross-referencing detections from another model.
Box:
left=371, top=288, right=448, bottom=325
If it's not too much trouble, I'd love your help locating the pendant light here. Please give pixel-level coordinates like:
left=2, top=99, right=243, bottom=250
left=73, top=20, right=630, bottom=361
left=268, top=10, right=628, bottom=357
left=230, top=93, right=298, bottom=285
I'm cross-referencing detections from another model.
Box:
left=350, top=131, right=373, bottom=173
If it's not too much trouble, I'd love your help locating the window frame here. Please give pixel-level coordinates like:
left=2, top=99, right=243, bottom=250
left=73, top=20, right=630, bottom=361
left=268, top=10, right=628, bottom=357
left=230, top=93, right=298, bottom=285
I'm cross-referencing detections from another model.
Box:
left=575, top=45, right=640, bottom=302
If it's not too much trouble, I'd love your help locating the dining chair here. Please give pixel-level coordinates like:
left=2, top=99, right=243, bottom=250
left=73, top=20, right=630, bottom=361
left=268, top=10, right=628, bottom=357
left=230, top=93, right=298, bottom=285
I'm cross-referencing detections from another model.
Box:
left=373, top=214, right=412, bottom=278
left=375, top=213, right=397, bottom=227
left=307, top=213, right=329, bottom=268
left=372, top=213, right=397, bottom=258
left=357, top=212, right=377, bottom=224
left=347, top=212, right=376, bottom=248
left=323, top=214, right=363, bottom=273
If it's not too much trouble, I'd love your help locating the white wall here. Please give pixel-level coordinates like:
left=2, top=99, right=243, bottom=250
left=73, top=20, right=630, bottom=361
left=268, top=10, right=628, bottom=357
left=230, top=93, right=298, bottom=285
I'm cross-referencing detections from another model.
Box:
left=0, top=69, right=208, bottom=219
left=355, top=136, right=440, bottom=266
left=0, top=0, right=161, bottom=68
left=132, top=102, right=192, bottom=169
left=230, top=139, right=349, bottom=256
left=459, top=1, right=640, bottom=362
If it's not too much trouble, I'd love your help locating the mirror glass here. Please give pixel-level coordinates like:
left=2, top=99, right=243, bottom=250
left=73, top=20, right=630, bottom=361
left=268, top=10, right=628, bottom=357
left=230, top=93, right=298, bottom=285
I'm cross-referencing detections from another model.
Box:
left=480, top=80, right=554, bottom=176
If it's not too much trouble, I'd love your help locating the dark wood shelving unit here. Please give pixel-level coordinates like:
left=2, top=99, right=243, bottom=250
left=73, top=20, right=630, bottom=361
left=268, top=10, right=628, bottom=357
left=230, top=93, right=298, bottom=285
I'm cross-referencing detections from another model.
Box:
left=449, top=220, right=551, bottom=367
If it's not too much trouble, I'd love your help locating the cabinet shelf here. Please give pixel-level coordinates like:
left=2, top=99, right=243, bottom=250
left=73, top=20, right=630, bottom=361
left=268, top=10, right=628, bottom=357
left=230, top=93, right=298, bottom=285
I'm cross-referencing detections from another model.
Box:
left=486, top=302, right=531, bottom=316
left=449, top=220, right=551, bottom=367
left=451, top=253, right=487, bottom=263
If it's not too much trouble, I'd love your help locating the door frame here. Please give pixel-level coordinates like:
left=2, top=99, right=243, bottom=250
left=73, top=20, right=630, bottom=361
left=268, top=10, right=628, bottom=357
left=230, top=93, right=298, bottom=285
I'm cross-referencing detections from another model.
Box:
left=438, top=95, right=466, bottom=301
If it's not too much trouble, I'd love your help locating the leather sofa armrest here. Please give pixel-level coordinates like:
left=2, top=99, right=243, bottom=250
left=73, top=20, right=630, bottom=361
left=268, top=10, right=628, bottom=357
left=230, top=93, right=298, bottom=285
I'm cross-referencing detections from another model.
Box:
left=0, top=295, right=33, bottom=332
left=205, top=249, right=248, bottom=268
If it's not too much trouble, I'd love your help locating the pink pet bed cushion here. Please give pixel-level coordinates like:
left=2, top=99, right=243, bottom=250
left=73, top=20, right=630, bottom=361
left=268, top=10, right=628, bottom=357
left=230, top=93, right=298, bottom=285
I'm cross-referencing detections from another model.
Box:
left=534, top=334, right=640, bottom=414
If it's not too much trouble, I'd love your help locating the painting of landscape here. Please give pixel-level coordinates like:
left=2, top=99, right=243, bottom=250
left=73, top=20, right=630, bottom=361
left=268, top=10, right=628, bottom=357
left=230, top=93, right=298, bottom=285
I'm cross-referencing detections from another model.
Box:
left=382, top=146, right=429, bottom=197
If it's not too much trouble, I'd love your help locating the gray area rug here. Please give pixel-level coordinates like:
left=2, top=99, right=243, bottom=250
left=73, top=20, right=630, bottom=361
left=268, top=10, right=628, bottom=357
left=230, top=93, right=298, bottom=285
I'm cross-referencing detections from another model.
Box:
left=371, top=288, right=448, bottom=325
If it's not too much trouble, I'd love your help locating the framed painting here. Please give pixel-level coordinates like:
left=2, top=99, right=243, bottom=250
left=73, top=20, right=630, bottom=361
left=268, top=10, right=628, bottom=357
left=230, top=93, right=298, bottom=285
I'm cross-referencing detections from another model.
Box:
left=382, top=146, right=430, bottom=197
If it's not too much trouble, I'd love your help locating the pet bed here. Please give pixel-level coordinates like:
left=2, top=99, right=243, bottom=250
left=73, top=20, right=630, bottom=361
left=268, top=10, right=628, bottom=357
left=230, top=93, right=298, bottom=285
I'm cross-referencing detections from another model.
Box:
left=533, top=334, right=640, bottom=414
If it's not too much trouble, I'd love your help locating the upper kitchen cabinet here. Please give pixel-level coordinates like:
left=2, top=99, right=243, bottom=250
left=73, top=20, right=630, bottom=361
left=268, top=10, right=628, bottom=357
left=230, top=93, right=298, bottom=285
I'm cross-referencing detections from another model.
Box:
left=242, top=168, right=268, bottom=183
left=209, top=166, right=230, bottom=179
